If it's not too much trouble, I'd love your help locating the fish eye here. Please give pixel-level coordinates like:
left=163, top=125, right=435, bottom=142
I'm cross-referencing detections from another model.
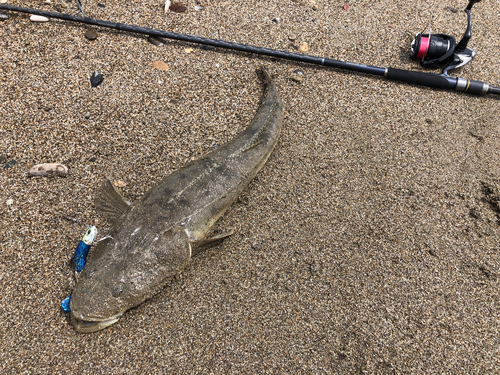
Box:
left=111, top=287, right=123, bottom=297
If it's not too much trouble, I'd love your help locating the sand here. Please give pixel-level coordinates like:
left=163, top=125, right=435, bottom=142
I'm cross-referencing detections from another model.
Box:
left=1, top=0, right=499, bottom=373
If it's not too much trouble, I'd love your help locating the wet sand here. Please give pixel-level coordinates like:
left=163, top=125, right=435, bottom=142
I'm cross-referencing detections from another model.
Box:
left=1, top=0, right=499, bottom=373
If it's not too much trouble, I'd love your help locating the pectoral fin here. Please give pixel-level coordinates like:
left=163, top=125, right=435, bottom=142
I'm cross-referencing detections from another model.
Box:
left=190, top=230, right=234, bottom=257
left=95, top=178, right=131, bottom=224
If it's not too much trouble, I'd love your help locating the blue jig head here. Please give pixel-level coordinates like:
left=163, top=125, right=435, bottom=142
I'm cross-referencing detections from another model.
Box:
left=61, top=295, right=72, bottom=313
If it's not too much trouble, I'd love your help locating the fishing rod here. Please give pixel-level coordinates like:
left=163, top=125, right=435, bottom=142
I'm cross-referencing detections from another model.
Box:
left=1, top=1, right=499, bottom=96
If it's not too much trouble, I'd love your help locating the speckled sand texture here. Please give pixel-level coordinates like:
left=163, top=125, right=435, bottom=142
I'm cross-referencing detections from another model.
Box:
left=1, top=0, right=500, bottom=373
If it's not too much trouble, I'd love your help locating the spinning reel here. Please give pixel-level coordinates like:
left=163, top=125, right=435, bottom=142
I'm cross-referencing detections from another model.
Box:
left=410, top=0, right=482, bottom=75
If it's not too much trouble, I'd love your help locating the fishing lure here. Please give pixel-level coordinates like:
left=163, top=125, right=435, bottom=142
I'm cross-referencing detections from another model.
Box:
left=61, top=225, right=97, bottom=313
left=74, top=226, right=98, bottom=272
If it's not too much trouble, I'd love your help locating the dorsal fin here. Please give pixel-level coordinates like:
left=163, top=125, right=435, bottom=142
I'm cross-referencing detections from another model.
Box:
left=94, top=178, right=131, bottom=224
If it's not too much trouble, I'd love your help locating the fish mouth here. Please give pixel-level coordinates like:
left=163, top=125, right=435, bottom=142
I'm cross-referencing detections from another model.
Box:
left=70, top=312, right=123, bottom=333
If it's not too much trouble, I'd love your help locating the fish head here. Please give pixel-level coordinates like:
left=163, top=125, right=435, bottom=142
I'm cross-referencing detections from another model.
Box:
left=70, top=227, right=191, bottom=333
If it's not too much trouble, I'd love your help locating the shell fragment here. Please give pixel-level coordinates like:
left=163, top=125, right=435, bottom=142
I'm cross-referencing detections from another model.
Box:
left=29, top=163, right=68, bottom=177
left=30, top=15, right=50, bottom=22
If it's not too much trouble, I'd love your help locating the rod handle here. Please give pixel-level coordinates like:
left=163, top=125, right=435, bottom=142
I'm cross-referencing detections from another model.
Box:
left=386, top=68, right=455, bottom=91
left=386, top=68, right=495, bottom=95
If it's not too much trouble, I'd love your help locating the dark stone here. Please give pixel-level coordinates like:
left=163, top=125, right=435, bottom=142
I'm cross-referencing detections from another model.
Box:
left=147, top=36, right=164, bottom=46
left=85, top=29, right=98, bottom=41
left=89, top=157, right=97, bottom=162
left=97, top=3, right=106, bottom=7
left=4, top=159, right=17, bottom=169
left=90, top=72, right=104, bottom=87
left=170, top=3, right=187, bottom=13
left=469, top=208, right=480, bottom=219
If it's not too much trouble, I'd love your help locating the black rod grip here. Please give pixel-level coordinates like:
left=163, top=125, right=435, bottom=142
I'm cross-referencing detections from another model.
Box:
left=386, top=68, right=456, bottom=90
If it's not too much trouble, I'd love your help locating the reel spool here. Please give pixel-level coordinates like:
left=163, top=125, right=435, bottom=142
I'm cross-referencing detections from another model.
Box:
left=411, top=33, right=456, bottom=69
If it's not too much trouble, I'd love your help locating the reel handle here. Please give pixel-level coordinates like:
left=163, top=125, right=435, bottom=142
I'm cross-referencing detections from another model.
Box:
left=466, top=0, right=482, bottom=11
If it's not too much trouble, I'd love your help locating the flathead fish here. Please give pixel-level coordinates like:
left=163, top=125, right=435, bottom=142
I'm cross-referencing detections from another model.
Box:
left=70, top=67, right=283, bottom=332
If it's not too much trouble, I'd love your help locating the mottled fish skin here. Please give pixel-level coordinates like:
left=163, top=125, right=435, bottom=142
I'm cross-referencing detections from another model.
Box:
left=70, top=67, right=283, bottom=332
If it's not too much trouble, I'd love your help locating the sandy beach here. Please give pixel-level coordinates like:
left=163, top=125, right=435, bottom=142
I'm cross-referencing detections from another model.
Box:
left=1, top=0, right=499, bottom=373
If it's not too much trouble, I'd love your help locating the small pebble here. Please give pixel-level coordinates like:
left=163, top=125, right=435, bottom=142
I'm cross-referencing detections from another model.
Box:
left=0, top=13, right=8, bottom=21
left=170, top=3, right=187, bottom=13
left=85, top=29, right=98, bottom=41
left=6, top=199, right=14, bottom=206
left=0, top=155, right=7, bottom=164
left=152, top=60, right=169, bottom=70
left=89, top=157, right=97, bottom=162
left=342, top=3, right=349, bottom=11
left=29, top=163, right=68, bottom=177
left=4, top=159, right=17, bottom=169
left=90, top=72, right=104, bottom=87
left=291, top=70, right=305, bottom=83
left=184, top=47, right=194, bottom=53
left=288, top=34, right=298, bottom=41
left=147, top=36, right=164, bottom=46
left=0, top=0, right=8, bottom=4
left=114, top=180, right=126, bottom=187
left=30, top=15, right=50, bottom=22
left=298, top=42, right=309, bottom=53
left=97, top=2, right=105, bottom=7
left=444, top=6, right=458, bottom=13
left=271, top=18, right=280, bottom=23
